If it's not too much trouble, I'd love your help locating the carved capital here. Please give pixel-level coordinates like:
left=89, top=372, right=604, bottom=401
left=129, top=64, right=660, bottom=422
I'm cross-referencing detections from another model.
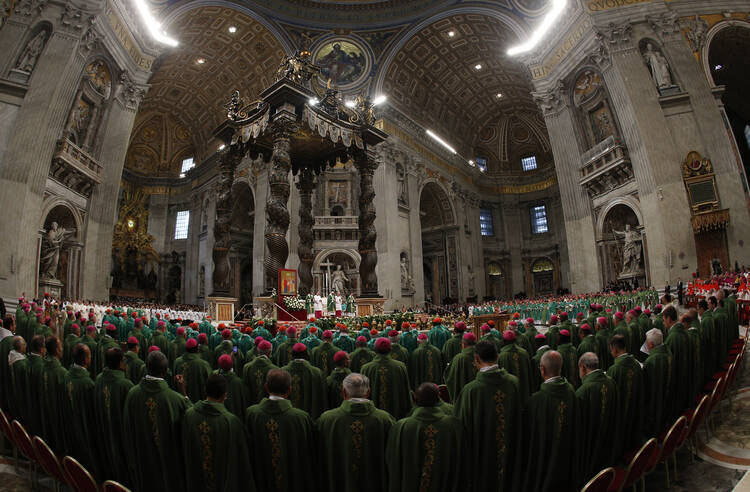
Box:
left=532, top=80, right=566, bottom=117
left=116, top=72, right=148, bottom=110
left=13, top=0, right=47, bottom=19
left=587, top=35, right=612, bottom=71
left=647, top=12, right=681, bottom=41
left=596, top=21, right=634, bottom=52
left=679, top=15, right=709, bottom=53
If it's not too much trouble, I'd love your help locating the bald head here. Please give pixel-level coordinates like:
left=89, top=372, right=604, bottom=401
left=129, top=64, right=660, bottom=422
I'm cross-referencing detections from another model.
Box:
left=540, top=350, right=562, bottom=381
left=414, top=382, right=440, bottom=407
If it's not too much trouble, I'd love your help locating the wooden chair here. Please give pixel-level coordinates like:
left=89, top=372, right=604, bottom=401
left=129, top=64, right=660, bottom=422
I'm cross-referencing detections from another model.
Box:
left=607, top=438, right=658, bottom=492
left=32, top=436, right=67, bottom=492
left=581, top=467, right=615, bottom=492
left=62, top=455, right=99, bottom=492
left=10, top=419, right=37, bottom=487
left=0, top=408, right=18, bottom=470
left=103, top=480, right=132, bottom=492
left=656, top=416, right=688, bottom=488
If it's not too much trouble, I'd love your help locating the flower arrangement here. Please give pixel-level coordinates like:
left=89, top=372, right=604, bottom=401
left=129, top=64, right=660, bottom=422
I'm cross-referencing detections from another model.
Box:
left=283, top=296, right=306, bottom=310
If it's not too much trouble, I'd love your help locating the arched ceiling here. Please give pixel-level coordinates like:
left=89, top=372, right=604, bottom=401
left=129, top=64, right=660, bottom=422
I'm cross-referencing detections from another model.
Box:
left=127, top=6, right=286, bottom=176
left=381, top=13, right=540, bottom=157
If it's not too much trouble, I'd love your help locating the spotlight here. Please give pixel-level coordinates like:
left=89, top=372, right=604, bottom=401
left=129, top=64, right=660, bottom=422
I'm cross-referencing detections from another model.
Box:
left=196, top=58, right=205, bottom=65
left=228, top=26, right=237, bottom=33
left=496, top=93, right=503, bottom=98
left=448, top=31, right=455, bottom=37
left=219, top=144, right=226, bottom=150
left=426, top=129, right=457, bottom=154
left=308, top=97, right=319, bottom=105
left=345, top=100, right=356, bottom=108
left=372, top=95, right=387, bottom=106
left=474, top=63, right=482, bottom=70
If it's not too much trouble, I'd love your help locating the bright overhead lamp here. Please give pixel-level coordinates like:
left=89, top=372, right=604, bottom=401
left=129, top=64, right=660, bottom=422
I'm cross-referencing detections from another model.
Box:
left=228, top=26, right=237, bottom=33
left=219, top=144, right=226, bottom=150
left=474, top=63, right=482, bottom=70
left=426, top=130, right=457, bottom=154
left=468, top=159, right=475, bottom=165
left=372, top=95, right=387, bottom=106
left=308, top=97, right=319, bottom=105
left=448, top=31, right=455, bottom=37
left=133, top=0, right=178, bottom=47
left=507, top=0, right=567, bottom=56
left=344, top=100, right=356, bottom=108
left=496, top=93, right=503, bottom=98
left=196, top=58, right=206, bottom=65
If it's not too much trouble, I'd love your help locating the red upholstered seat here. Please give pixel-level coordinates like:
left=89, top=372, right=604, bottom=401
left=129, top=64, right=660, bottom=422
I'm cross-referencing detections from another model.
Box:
left=606, top=467, right=627, bottom=492
left=0, top=409, right=13, bottom=444
left=32, top=436, right=67, bottom=486
left=711, top=371, right=727, bottom=382
left=62, top=456, right=98, bottom=492
left=607, top=438, right=658, bottom=492
left=103, top=480, right=132, bottom=492
left=10, top=420, right=35, bottom=463
left=581, top=467, right=615, bottom=492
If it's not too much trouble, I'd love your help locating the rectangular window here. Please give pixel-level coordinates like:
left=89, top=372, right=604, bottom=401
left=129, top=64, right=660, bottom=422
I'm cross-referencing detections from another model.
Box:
left=479, top=208, right=494, bottom=236
left=181, top=157, right=195, bottom=174
left=174, top=210, right=190, bottom=239
left=521, top=155, right=538, bottom=171
left=475, top=157, right=488, bottom=172
left=531, top=205, right=548, bottom=234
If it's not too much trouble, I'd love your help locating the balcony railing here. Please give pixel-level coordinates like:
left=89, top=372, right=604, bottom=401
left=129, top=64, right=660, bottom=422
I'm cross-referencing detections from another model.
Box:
left=313, top=216, right=359, bottom=229
left=53, top=138, right=103, bottom=181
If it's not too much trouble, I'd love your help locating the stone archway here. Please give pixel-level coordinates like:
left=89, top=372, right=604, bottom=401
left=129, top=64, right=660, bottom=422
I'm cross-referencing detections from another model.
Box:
left=312, top=249, right=360, bottom=296
left=228, top=182, right=254, bottom=304
left=39, top=203, right=82, bottom=299
left=486, top=261, right=508, bottom=300
left=419, top=181, right=459, bottom=304
left=598, top=203, right=646, bottom=289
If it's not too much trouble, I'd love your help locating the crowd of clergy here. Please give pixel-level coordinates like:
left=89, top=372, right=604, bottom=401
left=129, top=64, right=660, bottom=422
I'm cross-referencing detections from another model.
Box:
left=0, top=287, right=742, bottom=492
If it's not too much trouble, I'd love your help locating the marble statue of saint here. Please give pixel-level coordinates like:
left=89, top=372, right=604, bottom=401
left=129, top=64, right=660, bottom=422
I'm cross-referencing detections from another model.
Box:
left=467, top=265, right=476, bottom=295
left=331, top=265, right=349, bottom=294
left=400, top=256, right=411, bottom=289
left=40, top=222, right=75, bottom=280
left=643, top=43, right=673, bottom=89
left=613, top=224, right=642, bottom=275
left=16, top=30, right=47, bottom=73
left=712, top=254, right=722, bottom=276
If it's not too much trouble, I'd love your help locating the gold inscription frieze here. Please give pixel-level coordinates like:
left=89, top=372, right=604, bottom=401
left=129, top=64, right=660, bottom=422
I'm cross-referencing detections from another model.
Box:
left=530, top=16, right=593, bottom=80
left=584, top=0, right=653, bottom=13
left=105, top=4, right=154, bottom=71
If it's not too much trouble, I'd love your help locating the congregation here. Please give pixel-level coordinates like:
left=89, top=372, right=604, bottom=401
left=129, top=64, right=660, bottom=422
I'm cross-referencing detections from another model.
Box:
left=0, top=286, right=744, bottom=492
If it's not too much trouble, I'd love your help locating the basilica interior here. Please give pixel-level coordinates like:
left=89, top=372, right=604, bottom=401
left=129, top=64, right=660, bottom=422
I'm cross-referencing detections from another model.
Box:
left=0, top=0, right=749, bottom=311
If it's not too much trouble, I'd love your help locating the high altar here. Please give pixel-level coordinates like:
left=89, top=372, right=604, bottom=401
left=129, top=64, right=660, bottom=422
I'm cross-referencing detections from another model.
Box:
left=207, top=51, right=387, bottom=318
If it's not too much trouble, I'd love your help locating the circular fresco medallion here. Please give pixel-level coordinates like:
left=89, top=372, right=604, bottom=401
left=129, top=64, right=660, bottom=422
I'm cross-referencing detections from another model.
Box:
left=312, top=37, right=370, bottom=88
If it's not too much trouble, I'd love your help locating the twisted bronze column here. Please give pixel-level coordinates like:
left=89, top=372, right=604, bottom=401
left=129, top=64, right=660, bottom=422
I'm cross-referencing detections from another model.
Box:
left=296, top=167, right=315, bottom=295
left=264, top=120, right=296, bottom=290
left=354, top=148, right=379, bottom=297
left=211, top=142, right=244, bottom=296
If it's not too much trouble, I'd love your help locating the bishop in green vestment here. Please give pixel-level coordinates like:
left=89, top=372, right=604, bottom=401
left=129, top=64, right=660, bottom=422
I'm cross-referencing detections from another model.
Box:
left=607, top=334, right=644, bottom=454
left=182, top=374, right=253, bottom=492
left=282, top=343, right=327, bottom=418
left=8, top=337, right=28, bottom=420
left=497, top=330, right=533, bottom=403
left=409, top=333, right=443, bottom=388
left=62, top=344, right=99, bottom=478
left=242, top=340, right=277, bottom=405
left=316, top=372, right=395, bottom=492
left=274, top=328, right=298, bottom=367
left=40, top=337, right=68, bottom=454
left=388, top=332, right=410, bottom=365
left=124, top=337, right=146, bottom=383
left=387, top=383, right=464, bottom=492
left=575, top=352, right=619, bottom=486
left=174, top=338, right=212, bottom=402
left=698, top=300, right=717, bottom=376
left=441, top=322, right=466, bottom=367
left=245, top=369, right=314, bottom=492
left=312, top=331, right=338, bottom=377
left=361, top=338, right=412, bottom=419
left=444, top=333, right=478, bottom=402
left=557, top=330, right=580, bottom=388
left=522, top=350, right=579, bottom=492
left=94, top=348, right=134, bottom=485
left=215, top=354, right=251, bottom=419
left=350, top=336, right=375, bottom=372
left=663, top=306, right=691, bottom=416
left=326, top=351, right=352, bottom=409
left=454, top=341, right=522, bottom=492
left=0, top=327, right=16, bottom=412
left=123, top=351, right=191, bottom=492
left=25, top=335, right=46, bottom=437
left=642, top=328, right=672, bottom=438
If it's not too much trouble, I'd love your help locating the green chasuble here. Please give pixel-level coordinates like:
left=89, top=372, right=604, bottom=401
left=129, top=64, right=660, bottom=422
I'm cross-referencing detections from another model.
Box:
left=546, top=325, right=560, bottom=349
left=39, top=356, right=68, bottom=454
left=522, top=378, right=579, bottom=492
left=575, top=370, right=619, bottom=486
left=642, top=344, right=672, bottom=439
left=453, top=367, right=522, bottom=492
left=312, top=341, right=338, bottom=377
left=613, top=322, right=631, bottom=353
left=123, top=377, right=190, bottom=492
left=9, top=357, right=29, bottom=420
left=62, top=366, right=99, bottom=478
left=686, top=327, right=703, bottom=402
left=274, top=339, right=296, bottom=367
left=713, top=309, right=729, bottom=369
left=361, top=354, right=412, bottom=419
left=63, top=334, right=80, bottom=367
left=245, top=398, right=314, bottom=492
left=577, top=335, right=597, bottom=359
left=444, top=347, right=477, bottom=402
left=282, top=359, right=327, bottom=419
left=530, top=346, right=550, bottom=393
left=607, top=354, right=644, bottom=454
left=349, top=346, right=374, bottom=373
left=386, top=406, right=464, bottom=492
left=326, top=367, right=352, bottom=409
left=594, top=330, right=613, bottom=370
left=627, top=321, right=643, bottom=357
left=498, top=343, right=533, bottom=403
left=408, top=342, right=444, bottom=388
left=182, top=400, right=253, bottom=492
left=215, top=368, right=251, bottom=419
left=0, top=336, right=15, bottom=415
left=441, top=334, right=463, bottom=367
left=242, top=355, right=278, bottom=405
left=124, top=350, right=146, bottom=384
left=174, top=352, right=212, bottom=403
left=428, top=326, right=449, bottom=350
left=94, top=368, right=134, bottom=485
left=316, top=399, right=395, bottom=492
left=25, top=353, right=45, bottom=437
left=665, top=322, right=691, bottom=416
left=390, top=343, right=409, bottom=365
left=558, top=343, right=581, bottom=388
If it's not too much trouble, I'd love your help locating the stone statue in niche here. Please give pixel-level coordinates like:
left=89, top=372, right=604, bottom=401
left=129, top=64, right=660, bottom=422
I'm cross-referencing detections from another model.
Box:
left=69, top=100, right=91, bottom=146
left=396, top=164, right=407, bottom=205
left=331, top=265, right=349, bottom=294
left=400, top=254, right=414, bottom=292
left=40, top=222, right=75, bottom=280
left=467, top=264, right=475, bottom=296
left=86, top=60, right=112, bottom=98
left=612, top=224, right=643, bottom=275
left=590, top=105, right=614, bottom=143
left=15, top=30, right=47, bottom=73
left=642, top=43, right=674, bottom=91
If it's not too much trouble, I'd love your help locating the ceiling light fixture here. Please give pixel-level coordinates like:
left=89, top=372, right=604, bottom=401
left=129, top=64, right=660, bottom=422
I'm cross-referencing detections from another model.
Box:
left=448, top=30, right=455, bottom=37
left=345, top=100, right=356, bottom=108
left=228, top=26, right=237, bottom=33
left=133, top=0, right=178, bottom=47
left=468, top=159, right=475, bottom=165
left=179, top=173, right=185, bottom=178
left=714, top=64, right=723, bottom=70
left=426, top=130, right=457, bottom=154
left=372, top=95, right=387, bottom=106
left=308, top=97, right=319, bottom=105
left=196, top=58, right=205, bottom=65
left=508, top=0, right=567, bottom=56
left=496, top=93, right=503, bottom=98
left=474, top=63, right=482, bottom=70
left=219, top=144, right=226, bottom=150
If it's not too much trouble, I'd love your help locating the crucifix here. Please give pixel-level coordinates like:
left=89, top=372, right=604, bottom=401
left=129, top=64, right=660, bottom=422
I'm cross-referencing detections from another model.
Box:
left=320, top=257, right=336, bottom=296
